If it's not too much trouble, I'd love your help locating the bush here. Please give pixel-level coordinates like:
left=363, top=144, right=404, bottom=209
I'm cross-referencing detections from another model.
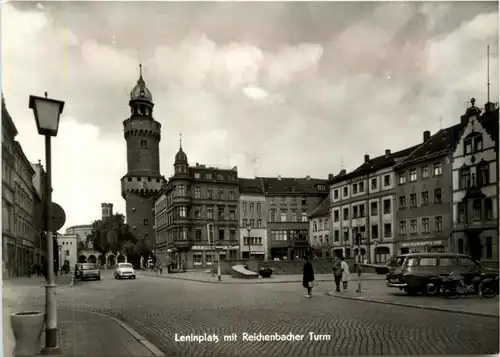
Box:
left=259, top=267, right=273, bottom=278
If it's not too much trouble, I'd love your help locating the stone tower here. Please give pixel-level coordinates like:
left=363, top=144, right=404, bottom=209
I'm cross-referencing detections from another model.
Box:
left=101, top=203, right=113, bottom=220
left=120, top=65, right=165, bottom=250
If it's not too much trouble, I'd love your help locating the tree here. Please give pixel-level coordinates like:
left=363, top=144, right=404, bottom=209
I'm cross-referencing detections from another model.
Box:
left=88, top=213, right=138, bottom=256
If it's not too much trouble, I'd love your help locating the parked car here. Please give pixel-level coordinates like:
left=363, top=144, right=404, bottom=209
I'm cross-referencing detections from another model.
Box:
left=115, top=263, right=136, bottom=280
left=386, top=252, right=495, bottom=295
left=76, top=263, right=101, bottom=281
left=364, top=255, right=405, bottom=275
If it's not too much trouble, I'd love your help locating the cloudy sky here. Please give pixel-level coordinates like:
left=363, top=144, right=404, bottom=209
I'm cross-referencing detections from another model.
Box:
left=3, top=1, right=498, bottom=231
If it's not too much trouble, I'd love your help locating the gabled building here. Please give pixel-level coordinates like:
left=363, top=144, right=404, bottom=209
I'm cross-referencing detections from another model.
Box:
left=394, top=126, right=461, bottom=255
left=239, top=178, right=267, bottom=260
left=259, top=176, right=328, bottom=260
left=309, top=194, right=331, bottom=259
left=329, top=145, right=419, bottom=263
left=451, top=98, right=499, bottom=264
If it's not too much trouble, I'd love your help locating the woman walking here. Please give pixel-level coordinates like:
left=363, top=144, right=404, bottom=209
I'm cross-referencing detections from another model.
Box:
left=341, top=256, right=350, bottom=291
left=302, top=256, right=315, bottom=298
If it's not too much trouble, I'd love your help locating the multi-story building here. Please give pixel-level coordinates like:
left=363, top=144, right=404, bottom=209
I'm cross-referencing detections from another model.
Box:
left=13, top=141, right=36, bottom=276
left=239, top=178, right=267, bottom=260
left=451, top=98, right=499, bottom=264
left=155, top=144, right=240, bottom=269
left=309, top=195, right=331, bottom=258
left=394, top=128, right=461, bottom=255
left=154, top=190, right=167, bottom=265
left=2, top=97, right=18, bottom=278
left=329, top=146, right=418, bottom=263
left=120, top=66, right=166, bottom=250
left=260, top=176, right=328, bottom=260
left=31, top=160, right=47, bottom=266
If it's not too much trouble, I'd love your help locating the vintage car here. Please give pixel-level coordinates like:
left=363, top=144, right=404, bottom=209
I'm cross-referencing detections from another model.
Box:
left=115, top=263, right=136, bottom=280
left=75, top=263, right=101, bottom=281
left=386, top=252, right=493, bottom=295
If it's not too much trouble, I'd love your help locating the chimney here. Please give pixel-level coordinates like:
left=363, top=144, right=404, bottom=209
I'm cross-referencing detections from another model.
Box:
left=305, top=175, right=311, bottom=180
left=328, top=173, right=334, bottom=180
left=364, top=154, right=370, bottom=163
left=196, top=163, right=199, bottom=167
left=385, top=149, right=391, bottom=156
left=277, top=175, right=282, bottom=180
left=423, top=130, right=431, bottom=142
left=339, top=169, right=346, bottom=176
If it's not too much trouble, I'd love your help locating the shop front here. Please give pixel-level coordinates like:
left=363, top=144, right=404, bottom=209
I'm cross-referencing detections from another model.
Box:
left=398, top=239, right=448, bottom=255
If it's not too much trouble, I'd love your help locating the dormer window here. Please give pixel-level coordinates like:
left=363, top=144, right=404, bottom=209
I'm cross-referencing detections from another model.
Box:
left=474, top=135, right=483, bottom=152
left=464, top=133, right=483, bottom=155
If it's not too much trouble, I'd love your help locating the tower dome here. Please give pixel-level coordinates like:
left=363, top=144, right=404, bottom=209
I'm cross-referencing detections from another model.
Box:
left=130, top=64, right=153, bottom=102
left=175, top=148, right=188, bottom=164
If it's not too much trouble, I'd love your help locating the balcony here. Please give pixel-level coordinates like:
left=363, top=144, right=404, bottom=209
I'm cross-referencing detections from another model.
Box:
left=173, top=240, right=192, bottom=250
left=173, top=195, right=192, bottom=205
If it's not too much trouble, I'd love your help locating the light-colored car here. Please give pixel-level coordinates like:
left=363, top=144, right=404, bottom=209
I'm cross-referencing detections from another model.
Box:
left=115, top=263, right=136, bottom=280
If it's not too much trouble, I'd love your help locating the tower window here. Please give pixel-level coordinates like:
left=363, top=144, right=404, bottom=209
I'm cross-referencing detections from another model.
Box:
left=137, top=177, right=141, bottom=182
left=144, top=219, right=148, bottom=226
left=148, top=178, right=152, bottom=182
left=140, top=140, right=148, bottom=149
left=128, top=177, right=132, bottom=182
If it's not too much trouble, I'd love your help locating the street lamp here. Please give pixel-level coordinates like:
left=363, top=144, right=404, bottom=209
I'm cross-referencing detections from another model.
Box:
left=29, top=92, right=65, bottom=354
left=246, top=224, right=252, bottom=260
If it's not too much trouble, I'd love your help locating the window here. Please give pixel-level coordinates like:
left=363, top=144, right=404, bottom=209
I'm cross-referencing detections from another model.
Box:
left=178, top=185, right=186, bottom=196
left=473, top=199, right=481, bottom=221
left=435, top=216, right=443, bottom=232
left=485, top=198, right=493, bottom=220
left=242, top=202, right=247, bottom=212
left=230, top=230, right=236, bottom=241
left=334, top=210, right=340, bottom=222
left=399, top=196, right=406, bottom=209
left=399, top=221, right=407, bottom=235
left=334, top=230, right=340, bottom=242
left=334, top=189, right=339, bottom=200
left=270, top=197, right=275, bottom=204
left=195, top=207, right=201, bottom=219
left=419, top=257, right=438, bottom=267
left=352, top=206, right=358, bottom=219
left=371, top=178, right=377, bottom=190
left=459, top=167, right=471, bottom=189
left=218, top=189, right=224, bottom=199
left=406, top=258, right=418, bottom=267
left=474, top=135, right=483, bottom=152
left=433, top=162, right=442, bottom=176
left=359, top=204, right=365, bottom=218
left=301, top=198, right=307, bottom=205
left=478, top=163, right=489, bottom=187
left=359, top=182, right=364, bottom=192
left=291, top=210, right=297, bottom=222
left=384, top=175, right=390, bottom=186
left=457, top=202, right=465, bottom=223
left=421, top=165, right=429, bottom=179
left=216, top=174, right=223, bottom=180
left=434, top=189, right=442, bottom=204
left=243, top=218, right=248, bottom=227
left=281, top=211, right=287, bottom=222
left=464, top=138, right=472, bottom=154
left=485, top=237, right=492, bottom=259
left=250, top=203, right=255, bottom=211
left=257, top=203, right=262, bottom=212
left=421, top=191, right=428, bottom=205
left=383, top=223, right=391, bottom=238
left=206, top=173, right=212, bottom=180
left=439, top=258, right=458, bottom=267
left=229, top=210, right=235, bottom=220
left=343, top=208, right=349, bottom=221
left=383, top=199, right=391, bottom=214
left=371, top=225, right=378, bottom=239
left=313, top=221, right=318, bottom=232
left=422, top=218, right=430, bottom=233
left=194, top=173, right=200, bottom=179
left=370, top=202, right=378, bottom=216
left=250, top=219, right=255, bottom=227
left=219, top=229, right=225, bottom=241
left=269, top=209, right=276, bottom=222
left=194, top=187, right=201, bottom=198
left=218, top=207, right=225, bottom=220
left=196, top=229, right=202, bottom=241
left=409, top=168, right=417, bottom=182
left=143, top=219, right=148, bottom=225
left=410, top=219, right=417, bottom=234
left=343, top=229, right=349, bottom=242
left=352, top=183, right=358, bottom=194
left=257, top=219, right=262, bottom=228
left=179, top=207, right=187, bottom=218
left=229, top=190, right=235, bottom=200
left=206, top=189, right=213, bottom=199
left=410, top=194, right=417, bottom=208
left=207, top=208, right=213, bottom=219
left=301, top=212, right=308, bottom=222
left=398, top=172, right=406, bottom=185
left=140, top=140, right=148, bottom=149
left=271, top=230, right=288, bottom=241
left=343, top=187, right=348, bottom=197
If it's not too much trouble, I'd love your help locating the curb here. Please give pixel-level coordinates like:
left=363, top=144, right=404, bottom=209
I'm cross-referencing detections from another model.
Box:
left=327, top=292, right=499, bottom=318
left=59, top=308, right=166, bottom=357
left=140, top=273, right=383, bottom=285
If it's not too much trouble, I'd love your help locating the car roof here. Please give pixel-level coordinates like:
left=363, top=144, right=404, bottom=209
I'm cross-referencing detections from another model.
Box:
left=399, top=253, right=473, bottom=258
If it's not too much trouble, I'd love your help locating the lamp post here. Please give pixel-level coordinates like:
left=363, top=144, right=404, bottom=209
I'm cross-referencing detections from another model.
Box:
left=29, top=92, right=65, bottom=354
left=246, top=224, right=252, bottom=260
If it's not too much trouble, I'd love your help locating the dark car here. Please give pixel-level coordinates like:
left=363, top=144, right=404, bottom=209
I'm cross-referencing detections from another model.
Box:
left=75, top=263, right=101, bottom=281
left=367, top=256, right=405, bottom=275
left=386, top=252, right=493, bottom=295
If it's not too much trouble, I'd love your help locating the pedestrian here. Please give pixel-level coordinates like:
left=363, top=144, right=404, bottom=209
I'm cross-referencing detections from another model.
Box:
left=35, top=263, right=41, bottom=277
left=302, top=256, right=315, bottom=298
left=28, top=263, right=33, bottom=278
left=332, top=256, right=343, bottom=292
left=340, top=256, right=350, bottom=291
left=158, top=262, right=163, bottom=275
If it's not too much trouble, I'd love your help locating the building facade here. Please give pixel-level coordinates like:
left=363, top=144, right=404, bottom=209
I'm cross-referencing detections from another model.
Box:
left=2, top=97, right=18, bottom=278
left=31, top=160, right=48, bottom=267
left=261, top=177, right=328, bottom=260
left=155, top=146, right=240, bottom=269
left=120, top=66, right=165, bottom=250
left=239, top=178, right=267, bottom=260
left=65, top=224, right=93, bottom=245
left=309, top=195, right=331, bottom=258
left=329, top=147, right=418, bottom=263
left=57, top=234, right=78, bottom=270
left=13, top=141, right=36, bottom=276
left=394, top=128, right=460, bottom=255
left=451, top=99, right=499, bottom=264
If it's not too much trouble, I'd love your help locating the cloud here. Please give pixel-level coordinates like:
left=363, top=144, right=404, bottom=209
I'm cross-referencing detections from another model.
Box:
left=2, top=2, right=498, bottom=231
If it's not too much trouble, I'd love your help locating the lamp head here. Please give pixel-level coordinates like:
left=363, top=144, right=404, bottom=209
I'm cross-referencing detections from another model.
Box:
left=29, top=94, right=65, bottom=137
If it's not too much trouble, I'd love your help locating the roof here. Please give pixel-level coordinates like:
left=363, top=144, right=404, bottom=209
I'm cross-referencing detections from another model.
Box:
left=2, top=96, right=18, bottom=137
left=478, top=107, right=499, bottom=142
left=329, top=145, right=420, bottom=184
left=257, top=177, right=328, bottom=195
left=239, top=178, right=264, bottom=195
left=309, top=195, right=330, bottom=218
left=395, top=124, right=462, bottom=168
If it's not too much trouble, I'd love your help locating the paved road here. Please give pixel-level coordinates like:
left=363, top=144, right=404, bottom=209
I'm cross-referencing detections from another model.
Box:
left=25, top=271, right=500, bottom=356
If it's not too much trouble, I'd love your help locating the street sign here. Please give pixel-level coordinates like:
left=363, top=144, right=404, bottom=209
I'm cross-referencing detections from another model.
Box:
left=33, top=201, right=66, bottom=231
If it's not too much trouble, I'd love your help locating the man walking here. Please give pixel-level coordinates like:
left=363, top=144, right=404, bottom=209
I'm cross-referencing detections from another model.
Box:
left=302, top=256, right=315, bottom=298
left=332, top=256, right=343, bottom=292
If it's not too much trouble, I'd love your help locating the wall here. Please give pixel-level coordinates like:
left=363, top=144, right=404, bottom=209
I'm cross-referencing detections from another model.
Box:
left=125, top=193, right=155, bottom=248
left=66, top=225, right=93, bottom=244
left=57, top=234, right=78, bottom=269
left=124, top=118, right=161, bottom=174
